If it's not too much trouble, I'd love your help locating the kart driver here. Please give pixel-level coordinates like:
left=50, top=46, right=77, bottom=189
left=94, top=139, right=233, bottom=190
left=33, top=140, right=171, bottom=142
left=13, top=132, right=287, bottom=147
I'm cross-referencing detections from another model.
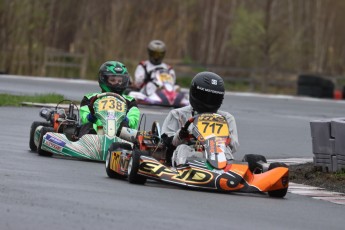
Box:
left=161, top=71, right=239, bottom=166
left=134, top=40, right=176, bottom=96
left=79, top=61, right=140, bottom=136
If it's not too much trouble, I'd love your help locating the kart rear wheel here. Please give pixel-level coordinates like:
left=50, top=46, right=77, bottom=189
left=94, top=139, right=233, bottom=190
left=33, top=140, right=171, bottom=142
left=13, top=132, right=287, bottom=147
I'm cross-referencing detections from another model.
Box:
left=29, top=121, right=51, bottom=151
left=242, top=154, right=267, bottom=173
left=106, top=142, right=132, bottom=179
left=128, top=150, right=147, bottom=184
left=268, top=162, right=289, bottom=198
left=37, top=127, right=55, bottom=157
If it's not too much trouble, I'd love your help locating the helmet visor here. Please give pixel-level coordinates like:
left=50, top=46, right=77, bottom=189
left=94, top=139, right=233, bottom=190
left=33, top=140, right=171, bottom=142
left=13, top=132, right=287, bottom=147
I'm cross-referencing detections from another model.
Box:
left=107, top=75, right=125, bottom=85
left=103, top=74, right=129, bottom=93
left=149, top=50, right=165, bottom=63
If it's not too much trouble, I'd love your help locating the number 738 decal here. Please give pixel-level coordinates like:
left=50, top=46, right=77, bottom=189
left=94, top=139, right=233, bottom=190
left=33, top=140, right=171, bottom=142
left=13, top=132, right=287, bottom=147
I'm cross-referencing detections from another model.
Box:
left=98, top=98, right=126, bottom=112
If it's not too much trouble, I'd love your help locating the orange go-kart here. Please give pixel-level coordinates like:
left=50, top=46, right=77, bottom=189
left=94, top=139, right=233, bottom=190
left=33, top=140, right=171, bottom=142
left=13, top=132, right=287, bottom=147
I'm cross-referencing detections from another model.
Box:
left=106, top=113, right=289, bottom=198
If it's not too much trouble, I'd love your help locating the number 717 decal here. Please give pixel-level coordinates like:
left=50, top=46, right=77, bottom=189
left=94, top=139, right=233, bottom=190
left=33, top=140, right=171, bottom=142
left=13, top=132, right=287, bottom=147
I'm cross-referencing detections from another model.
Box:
left=202, top=122, right=223, bottom=134
left=197, top=121, right=228, bottom=137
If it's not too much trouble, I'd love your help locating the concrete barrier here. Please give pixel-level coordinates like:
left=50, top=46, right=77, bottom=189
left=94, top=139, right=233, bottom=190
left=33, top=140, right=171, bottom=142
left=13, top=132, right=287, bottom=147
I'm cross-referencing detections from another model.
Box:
left=310, top=118, right=345, bottom=172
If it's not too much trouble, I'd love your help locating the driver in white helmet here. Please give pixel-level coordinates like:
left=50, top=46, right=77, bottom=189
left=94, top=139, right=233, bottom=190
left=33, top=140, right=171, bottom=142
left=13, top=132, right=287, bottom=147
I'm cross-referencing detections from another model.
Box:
left=161, top=71, right=239, bottom=166
left=134, top=40, right=176, bottom=96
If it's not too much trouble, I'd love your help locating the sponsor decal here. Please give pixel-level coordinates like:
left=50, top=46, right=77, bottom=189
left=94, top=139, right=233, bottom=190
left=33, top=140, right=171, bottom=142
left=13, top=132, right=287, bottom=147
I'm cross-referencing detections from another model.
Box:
left=44, top=140, right=63, bottom=151
left=196, top=85, right=224, bottom=95
left=139, top=161, right=214, bottom=185
left=282, top=176, right=289, bottom=187
left=115, top=67, right=123, bottom=72
left=126, top=128, right=135, bottom=134
left=107, top=112, right=115, bottom=119
left=46, top=134, right=66, bottom=147
left=212, top=169, right=224, bottom=174
left=110, top=151, right=121, bottom=172
left=198, top=114, right=227, bottom=123
left=110, top=151, right=129, bottom=174
left=217, top=172, right=244, bottom=191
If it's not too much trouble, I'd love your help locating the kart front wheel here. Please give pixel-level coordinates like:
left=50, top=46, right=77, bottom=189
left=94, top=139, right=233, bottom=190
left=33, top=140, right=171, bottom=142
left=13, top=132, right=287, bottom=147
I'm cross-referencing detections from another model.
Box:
left=242, top=154, right=267, bottom=173
left=29, top=121, right=51, bottom=151
left=105, top=142, right=132, bottom=179
left=128, top=150, right=147, bottom=185
left=37, top=127, right=55, bottom=157
left=268, top=162, right=289, bottom=198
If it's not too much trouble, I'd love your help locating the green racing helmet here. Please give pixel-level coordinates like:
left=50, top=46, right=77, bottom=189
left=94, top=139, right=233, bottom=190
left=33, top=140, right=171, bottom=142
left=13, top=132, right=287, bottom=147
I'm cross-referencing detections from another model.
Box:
left=98, top=61, right=130, bottom=94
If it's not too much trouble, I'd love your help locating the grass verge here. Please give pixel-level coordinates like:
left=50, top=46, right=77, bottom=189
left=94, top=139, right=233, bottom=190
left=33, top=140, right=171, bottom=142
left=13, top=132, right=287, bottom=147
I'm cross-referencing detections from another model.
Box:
left=0, top=93, right=66, bottom=106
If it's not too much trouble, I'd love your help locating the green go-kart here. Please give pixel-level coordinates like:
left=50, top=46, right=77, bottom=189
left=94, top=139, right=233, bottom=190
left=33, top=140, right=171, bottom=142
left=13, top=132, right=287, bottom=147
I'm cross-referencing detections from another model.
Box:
left=29, top=92, right=134, bottom=161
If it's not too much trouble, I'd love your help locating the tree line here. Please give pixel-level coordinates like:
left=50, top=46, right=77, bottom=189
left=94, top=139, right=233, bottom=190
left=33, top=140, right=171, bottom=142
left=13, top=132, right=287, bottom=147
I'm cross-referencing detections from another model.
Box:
left=1, top=0, right=344, bottom=91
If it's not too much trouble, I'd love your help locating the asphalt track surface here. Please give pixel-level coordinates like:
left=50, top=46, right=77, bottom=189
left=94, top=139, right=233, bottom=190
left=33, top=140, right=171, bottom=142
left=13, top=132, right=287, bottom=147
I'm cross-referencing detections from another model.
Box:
left=1, top=75, right=345, bottom=229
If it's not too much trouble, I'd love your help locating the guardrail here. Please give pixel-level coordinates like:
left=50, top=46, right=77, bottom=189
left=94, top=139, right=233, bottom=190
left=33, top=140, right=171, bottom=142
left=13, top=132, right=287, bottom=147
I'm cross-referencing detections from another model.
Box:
left=42, top=48, right=87, bottom=78
left=310, top=118, right=345, bottom=172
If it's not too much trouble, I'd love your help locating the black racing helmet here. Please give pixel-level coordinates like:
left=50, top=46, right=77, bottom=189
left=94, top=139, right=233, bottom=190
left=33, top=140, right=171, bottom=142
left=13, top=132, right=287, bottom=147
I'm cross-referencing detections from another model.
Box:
left=98, top=61, right=130, bottom=94
left=147, top=40, right=166, bottom=65
left=189, top=72, right=225, bottom=113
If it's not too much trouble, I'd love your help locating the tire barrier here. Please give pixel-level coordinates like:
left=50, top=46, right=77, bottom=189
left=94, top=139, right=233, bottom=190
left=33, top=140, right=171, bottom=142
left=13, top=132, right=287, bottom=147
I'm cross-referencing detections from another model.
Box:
left=310, top=118, right=345, bottom=172
left=297, top=74, right=335, bottom=99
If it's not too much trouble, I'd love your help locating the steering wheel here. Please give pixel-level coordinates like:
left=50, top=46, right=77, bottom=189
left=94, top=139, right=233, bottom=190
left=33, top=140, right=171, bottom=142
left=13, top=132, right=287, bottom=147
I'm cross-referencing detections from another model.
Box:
left=151, top=121, right=161, bottom=144
left=182, top=117, right=196, bottom=133
left=89, top=92, right=126, bottom=114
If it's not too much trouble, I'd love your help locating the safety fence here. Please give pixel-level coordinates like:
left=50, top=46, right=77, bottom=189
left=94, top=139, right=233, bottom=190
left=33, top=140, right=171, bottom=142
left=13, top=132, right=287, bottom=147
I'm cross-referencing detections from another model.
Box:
left=310, top=118, right=345, bottom=172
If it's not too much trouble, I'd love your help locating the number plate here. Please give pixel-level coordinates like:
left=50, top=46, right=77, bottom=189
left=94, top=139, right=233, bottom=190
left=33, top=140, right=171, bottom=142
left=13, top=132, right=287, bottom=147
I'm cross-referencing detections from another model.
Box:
left=158, top=73, right=174, bottom=83
left=98, top=98, right=126, bottom=112
left=196, top=114, right=229, bottom=137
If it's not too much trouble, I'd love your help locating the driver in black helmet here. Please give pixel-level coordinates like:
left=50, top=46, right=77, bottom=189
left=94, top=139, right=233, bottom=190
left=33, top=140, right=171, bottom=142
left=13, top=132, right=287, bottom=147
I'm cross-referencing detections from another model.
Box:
left=78, top=61, right=140, bottom=136
left=161, top=71, right=239, bottom=166
left=134, top=40, right=176, bottom=96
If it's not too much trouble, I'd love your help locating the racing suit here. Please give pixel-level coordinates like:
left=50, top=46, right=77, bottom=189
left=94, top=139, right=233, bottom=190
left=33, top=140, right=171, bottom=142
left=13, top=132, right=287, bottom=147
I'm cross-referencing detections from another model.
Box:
left=161, top=105, right=239, bottom=166
left=134, top=60, right=176, bottom=96
left=79, top=92, right=140, bottom=136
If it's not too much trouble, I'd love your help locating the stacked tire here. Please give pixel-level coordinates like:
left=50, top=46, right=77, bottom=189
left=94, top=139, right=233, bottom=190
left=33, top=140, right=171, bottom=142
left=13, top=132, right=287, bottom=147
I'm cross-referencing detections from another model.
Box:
left=297, top=74, right=334, bottom=99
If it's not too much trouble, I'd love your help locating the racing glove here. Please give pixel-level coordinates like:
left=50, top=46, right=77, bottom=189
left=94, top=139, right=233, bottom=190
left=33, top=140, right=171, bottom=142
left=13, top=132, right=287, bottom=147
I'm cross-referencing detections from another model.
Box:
left=172, top=128, right=189, bottom=147
left=178, top=128, right=189, bottom=140
left=122, top=117, right=129, bottom=127
left=87, top=113, right=97, bottom=123
left=117, top=117, right=129, bottom=136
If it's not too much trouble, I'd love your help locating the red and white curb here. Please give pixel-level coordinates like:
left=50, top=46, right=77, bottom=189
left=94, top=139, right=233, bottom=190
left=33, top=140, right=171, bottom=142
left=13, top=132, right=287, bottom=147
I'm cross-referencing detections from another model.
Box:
left=270, top=158, right=345, bottom=205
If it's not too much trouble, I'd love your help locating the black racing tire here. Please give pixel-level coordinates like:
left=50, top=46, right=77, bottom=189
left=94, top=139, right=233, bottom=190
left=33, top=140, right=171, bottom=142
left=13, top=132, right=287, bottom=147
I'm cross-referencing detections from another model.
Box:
left=128, top=150, right=148, bottom=184
left=268, top=162, right=289, bottom=198
left=37, top=127, right=55, bottom=157
left=29, top=121, right=51, bottom=151
left=105, top=142, right=132, bottom=179
left=297, top=74, right=323, bottom=86
left=242, top=154, right=267, bottom=173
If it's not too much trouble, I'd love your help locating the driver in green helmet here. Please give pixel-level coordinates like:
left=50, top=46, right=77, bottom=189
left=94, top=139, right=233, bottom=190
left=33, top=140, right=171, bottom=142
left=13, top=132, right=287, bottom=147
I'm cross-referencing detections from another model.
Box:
left=79, top=61, right=140, bottom=136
